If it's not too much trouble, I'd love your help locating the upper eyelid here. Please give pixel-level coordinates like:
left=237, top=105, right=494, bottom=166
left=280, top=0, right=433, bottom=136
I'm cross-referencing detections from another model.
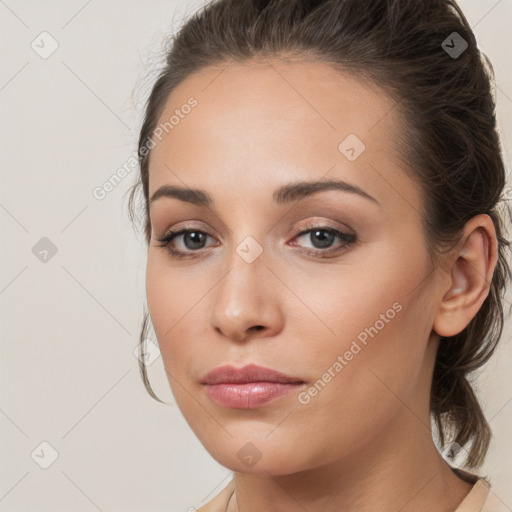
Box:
left=292, top=220, right=354, bottom=235
left=162, top=223, right=350, bottom=238
left=159, top=215, right=353, bottom=234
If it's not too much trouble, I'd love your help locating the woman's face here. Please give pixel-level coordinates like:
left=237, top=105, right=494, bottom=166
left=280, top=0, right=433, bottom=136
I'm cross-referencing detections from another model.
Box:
left=146, top=59, right=443, bottom=474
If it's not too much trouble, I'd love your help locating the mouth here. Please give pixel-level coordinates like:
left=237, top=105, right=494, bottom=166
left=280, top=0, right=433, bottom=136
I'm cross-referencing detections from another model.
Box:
left=200, top=364, right=306, bottom=409
left=200, top=363, right=304, bottom=385
left=203, top=381, right=305, bottom=409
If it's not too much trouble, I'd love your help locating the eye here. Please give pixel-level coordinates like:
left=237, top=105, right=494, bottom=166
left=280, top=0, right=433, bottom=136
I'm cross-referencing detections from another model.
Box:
left=290, top=223, right=356, bottom=258
left=154, top=223, right=356, bottom=260
left=154, top=228, right=216, bottom=259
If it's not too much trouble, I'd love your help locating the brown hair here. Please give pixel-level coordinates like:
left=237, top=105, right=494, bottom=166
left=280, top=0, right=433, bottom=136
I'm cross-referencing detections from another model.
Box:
left=127, top=0, right=512, bottom=468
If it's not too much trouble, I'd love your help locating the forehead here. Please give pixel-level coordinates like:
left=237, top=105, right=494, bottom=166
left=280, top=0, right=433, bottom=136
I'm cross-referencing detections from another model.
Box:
left=147, top=58, right=419, bottom=212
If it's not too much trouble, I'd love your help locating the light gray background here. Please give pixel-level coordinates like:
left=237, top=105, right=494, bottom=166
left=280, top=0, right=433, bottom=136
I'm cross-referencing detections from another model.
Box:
left=1, top=1, right=511, bottom=511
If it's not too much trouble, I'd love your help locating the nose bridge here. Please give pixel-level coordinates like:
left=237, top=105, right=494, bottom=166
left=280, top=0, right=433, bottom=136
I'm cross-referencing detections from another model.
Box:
left=215, top=237, right=267, bottom=317
left=210, top=235, right=282, bottom=340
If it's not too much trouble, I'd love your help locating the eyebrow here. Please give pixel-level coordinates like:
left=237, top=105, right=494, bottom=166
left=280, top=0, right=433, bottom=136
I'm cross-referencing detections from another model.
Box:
left=149, top=179, right=379, bottom=207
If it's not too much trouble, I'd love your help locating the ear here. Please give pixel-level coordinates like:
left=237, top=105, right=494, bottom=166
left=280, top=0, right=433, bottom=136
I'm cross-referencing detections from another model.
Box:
left=433, top=214, right=498, bottom=338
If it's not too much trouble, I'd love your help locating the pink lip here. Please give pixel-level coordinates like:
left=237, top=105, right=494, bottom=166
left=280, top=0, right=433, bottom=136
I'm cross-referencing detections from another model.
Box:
left=200, top=364, right=304, bottom=385
left=204, top=382, right=304, bottom=408
left=200, top=364, right=305, bottom=409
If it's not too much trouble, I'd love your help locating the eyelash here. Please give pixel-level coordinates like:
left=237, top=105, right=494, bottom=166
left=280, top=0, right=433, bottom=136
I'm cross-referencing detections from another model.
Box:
left=154, top=223, right=356, bottom=260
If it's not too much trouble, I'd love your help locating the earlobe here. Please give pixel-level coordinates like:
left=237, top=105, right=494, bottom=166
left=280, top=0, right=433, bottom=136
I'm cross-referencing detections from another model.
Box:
left=433, top=214, right=498, bottom=338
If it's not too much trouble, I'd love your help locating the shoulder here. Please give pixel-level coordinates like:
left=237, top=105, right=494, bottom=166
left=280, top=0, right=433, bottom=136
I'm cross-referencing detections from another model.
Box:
left=195, top=479, right=234, bottom=512
left=452, top=468, right=510, bottom=512
left=481, top=487, right=511, bottom=512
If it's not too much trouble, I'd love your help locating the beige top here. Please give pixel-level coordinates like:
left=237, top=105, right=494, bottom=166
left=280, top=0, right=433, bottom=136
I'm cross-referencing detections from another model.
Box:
left=196, top=469, right=508, bottom=512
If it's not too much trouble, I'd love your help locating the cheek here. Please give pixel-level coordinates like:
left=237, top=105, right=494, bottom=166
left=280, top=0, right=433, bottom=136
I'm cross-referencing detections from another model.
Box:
left=291, top=247, right=432, bottom=429
left=288, top=244, right=423, bottom=364
left=146, top=253, right=173, bottom=338
left=145, top=253, right=191, bottom=364
left=146, top=250, right=203, bottom=330
left=145, top=251, right=215, bottom=381
left=145, top=258, right=200, bottom=416
left=290, top=298, right=429, bottom=465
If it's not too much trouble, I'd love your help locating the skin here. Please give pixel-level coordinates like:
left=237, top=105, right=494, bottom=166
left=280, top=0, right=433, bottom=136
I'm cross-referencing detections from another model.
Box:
left=145, top=58, right=498, bottom=512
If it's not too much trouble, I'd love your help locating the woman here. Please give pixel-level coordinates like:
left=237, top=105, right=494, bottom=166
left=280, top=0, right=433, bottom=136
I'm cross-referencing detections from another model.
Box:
left=127, top=0, right=511, bottom=510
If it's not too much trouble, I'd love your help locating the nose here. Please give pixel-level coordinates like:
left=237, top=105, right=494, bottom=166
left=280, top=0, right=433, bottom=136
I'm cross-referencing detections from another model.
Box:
left=210, top=251, right=284, bottom=343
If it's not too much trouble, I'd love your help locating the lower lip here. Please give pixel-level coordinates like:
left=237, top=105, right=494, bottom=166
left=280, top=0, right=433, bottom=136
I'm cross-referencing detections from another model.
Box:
left=203, top=382, right=304, bottom=409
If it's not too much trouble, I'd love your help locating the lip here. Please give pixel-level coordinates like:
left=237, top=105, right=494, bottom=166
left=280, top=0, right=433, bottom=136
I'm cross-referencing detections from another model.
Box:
left=200, top=364, right=304, bottom=385
left=200, top=364, right=305, bottom=409
left=204, top=382, right=304, bottom=408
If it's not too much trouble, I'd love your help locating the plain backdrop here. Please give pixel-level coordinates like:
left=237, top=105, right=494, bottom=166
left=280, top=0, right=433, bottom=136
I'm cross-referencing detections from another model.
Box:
left=1, top=1, right=511, bottom=511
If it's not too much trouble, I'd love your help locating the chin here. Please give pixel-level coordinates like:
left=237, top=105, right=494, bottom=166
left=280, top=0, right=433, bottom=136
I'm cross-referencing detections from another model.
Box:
left=196, top=434, right=317, bottom=476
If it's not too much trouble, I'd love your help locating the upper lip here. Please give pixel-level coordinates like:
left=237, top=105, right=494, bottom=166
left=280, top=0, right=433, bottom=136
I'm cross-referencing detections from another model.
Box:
left=200, top=364, right=304, bottom=385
